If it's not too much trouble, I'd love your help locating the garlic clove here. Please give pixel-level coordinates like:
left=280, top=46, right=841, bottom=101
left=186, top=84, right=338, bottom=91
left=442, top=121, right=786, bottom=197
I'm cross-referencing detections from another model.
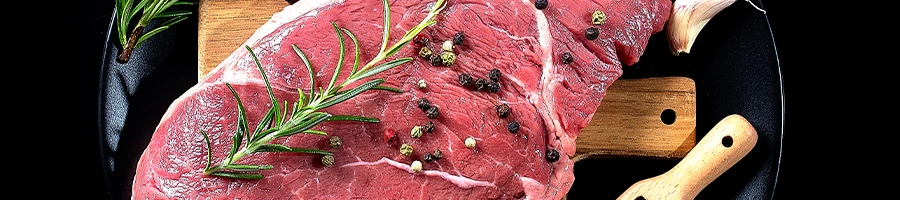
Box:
left=666, top=0, right=736, bottom=55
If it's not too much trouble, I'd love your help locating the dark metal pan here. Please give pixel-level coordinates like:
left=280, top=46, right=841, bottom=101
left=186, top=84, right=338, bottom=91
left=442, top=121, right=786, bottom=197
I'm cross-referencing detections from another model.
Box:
left=97, top=1, right=783, bottom=199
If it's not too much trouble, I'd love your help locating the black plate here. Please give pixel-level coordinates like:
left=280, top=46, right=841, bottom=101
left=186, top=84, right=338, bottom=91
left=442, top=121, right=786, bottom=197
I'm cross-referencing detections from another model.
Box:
left=98, top=1, right=783, bottom=199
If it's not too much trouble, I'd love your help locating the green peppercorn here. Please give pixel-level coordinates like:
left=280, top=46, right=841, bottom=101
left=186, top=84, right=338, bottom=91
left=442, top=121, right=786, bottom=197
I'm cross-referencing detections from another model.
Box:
left=487, top=82, right=500, bottom=93
left=426, top=106, right=440, bottom=119
left=585, top=27, right=599, bottom=40
left=322, top=154, right=335, bottom=167
left=329, top=136, right=342, bottom=148
left=433, top=149, right=443, bottom=160
left=561, top=52, right=574, bottom=64
left=459, top=73, right=473, bottom=87
left=419, top=46, right=433, bottom=59
left=496, top=103, right=511, bottom=118
left=400, top=143, right=414, bottom=156
left=507, top=121, right=520, bottom=133
left=423, top=153, right=434, bottom=162
left=546, top=149, right=560, bottom=162
left=592, top=10, right=607, bottom=25
left=453, top=32, right=465, bottom=46
left=488, top=68, right=501, bottom=82
left=417, top=97, right=431, bottom=111
left=474, top=78, right=488, bottom=91
left=423, top=121, right=435, bottom=133
left=430, top=54, right=443, bottom=66
left=441, top=51, right=457, bottom=67
left=411, top=126, right=424, bottom=138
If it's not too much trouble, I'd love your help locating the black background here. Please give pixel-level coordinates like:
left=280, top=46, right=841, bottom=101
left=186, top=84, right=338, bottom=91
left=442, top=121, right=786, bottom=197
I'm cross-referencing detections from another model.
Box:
left=71, top=0, right=824, bottom=199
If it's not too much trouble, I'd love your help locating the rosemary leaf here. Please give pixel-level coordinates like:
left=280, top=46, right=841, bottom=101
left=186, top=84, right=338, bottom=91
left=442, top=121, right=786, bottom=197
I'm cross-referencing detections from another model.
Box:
left=200, top=129, right=211, bottom=170
left=319, top=79, right=385, bottom=110
left=327, top=115, right=381, bottom=123
left=157, top=10, right=193, bottom=18
left=371, top=86, right=404, bottom=93
left=249, top=107, right=277, bottom=145
left=223, top=164, right=275, bottom=172
left=257, top=144, right=333, bottom=155
left=211, top=172, right=264, bottom=180
left=278, top=112, right=332, bottom=137
left=292, top=44, right=316, bottom=96
left=344, top=58, right=411, bottom=85
left=303, top=130, right=328, bottom=135
left=341, top=28, right=361, bottom=75
left=225, top=83, right=248, bottom=162
left=378, top=0, right=391, bottom=55
left=327, top=22, right=346, bottom=93
left=245, top=46, right=282, bottom=126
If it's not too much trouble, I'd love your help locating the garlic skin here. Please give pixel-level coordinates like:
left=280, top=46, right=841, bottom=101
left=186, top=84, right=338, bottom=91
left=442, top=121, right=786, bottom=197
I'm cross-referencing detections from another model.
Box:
left=666, top=0, right=736, bottom=55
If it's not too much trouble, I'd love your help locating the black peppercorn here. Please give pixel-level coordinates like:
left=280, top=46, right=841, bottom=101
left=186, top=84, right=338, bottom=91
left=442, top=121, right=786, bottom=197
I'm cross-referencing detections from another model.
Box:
left=534, top=0, right=548, bottom=10
left=433, top=149, right=443, bottom=160
left=488, top=68, right=501, bottom=82
left=424, top=121, right=435, bottom=133
left=474, top=78, right=489, bottom=91
left=453, top=32, right=465, bottom=46
left=487, top=82, right=500, bottom=93
left=561, top=52, right=574, bottom=64
left=585, top=27, right=599, bottom=40
left=546, top=149, right=560, bottom=162
left=458, top=73, right=473, bottom=87
left=430, top=54, right=443, bottom=66
left=417, top=98, right=431, bottom=111
left=496, top=103, right=510, bottom=118
left=426, top=106, right=440, bottom=119
left=423, top=153, right=434, bottom=162
left=507, top=121, right=520, bottom=133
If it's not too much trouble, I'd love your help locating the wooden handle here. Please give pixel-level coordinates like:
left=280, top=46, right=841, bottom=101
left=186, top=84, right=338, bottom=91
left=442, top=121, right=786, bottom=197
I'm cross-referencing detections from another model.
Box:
left=617, top=114, right=757, bottom=200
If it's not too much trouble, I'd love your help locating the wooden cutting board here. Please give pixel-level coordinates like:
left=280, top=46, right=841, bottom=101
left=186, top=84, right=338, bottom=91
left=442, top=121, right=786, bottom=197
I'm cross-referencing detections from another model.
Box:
left=196, top=0, right=696, bottom=159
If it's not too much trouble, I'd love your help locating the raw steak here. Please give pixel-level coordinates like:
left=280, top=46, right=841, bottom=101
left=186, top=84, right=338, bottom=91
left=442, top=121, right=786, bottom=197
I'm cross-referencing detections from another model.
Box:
left=132, top=0, right=670, bottom=199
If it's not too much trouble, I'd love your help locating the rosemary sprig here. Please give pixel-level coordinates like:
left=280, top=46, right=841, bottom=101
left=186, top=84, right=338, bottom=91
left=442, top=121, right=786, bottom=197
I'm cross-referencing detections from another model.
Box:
left=115, top=0, right=196, bottom=63
left=201, top=0, right=447, bottom=179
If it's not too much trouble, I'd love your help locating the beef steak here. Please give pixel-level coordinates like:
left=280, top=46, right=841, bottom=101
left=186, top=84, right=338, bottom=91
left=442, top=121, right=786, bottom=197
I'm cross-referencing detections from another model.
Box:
left=131, top=0, right=670, bottom=199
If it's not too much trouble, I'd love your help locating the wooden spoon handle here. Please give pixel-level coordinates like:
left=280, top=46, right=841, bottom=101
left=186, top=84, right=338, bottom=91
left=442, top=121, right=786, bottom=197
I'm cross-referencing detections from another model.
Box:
left=617, top=114, right=757, bottom=200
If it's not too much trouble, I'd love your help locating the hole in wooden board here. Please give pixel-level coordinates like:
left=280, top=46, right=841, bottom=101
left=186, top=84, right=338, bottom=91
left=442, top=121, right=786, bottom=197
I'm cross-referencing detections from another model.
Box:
left=722, top=136, right=734, bottom=148
left=635, top=196, right=647, bottom=200
left=660, top=109, right=676, bottom=125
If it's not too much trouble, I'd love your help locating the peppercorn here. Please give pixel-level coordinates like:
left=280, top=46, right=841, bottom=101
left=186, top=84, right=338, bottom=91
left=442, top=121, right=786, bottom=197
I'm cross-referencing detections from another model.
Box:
left=534, top=0, right=548, bottom=10
left=488, top=68, right=501, bottom=82
left=474, top=78, right=488, bottom=91
left=417, top=97, right=431, bottom=111
left=546, top=149, right=560, bottom=162
left=430, top=54, right=443, bottom=66
left=496, top=103, right=511, bottom=118
left=433, top=149, right=443, bottom=160
left=384, top=128, right=397, bottom=144
left=419, top=46, right=433, bottom=59
left=418, top=79, right=427, bottom=90
left=585, top=27, right=599, bottom=40
left=458, top=73, right=473, bottom=87
left=400, top=143, right=414, bottom=156
left=414, top=34, right=429, bottom=46
left=423, top=153, right=434, bottom=162
left=411, top=126, right=424, bottom=138
left=442, top=40, right=454, bottom=52
left=423, top=121, right=435, bottom=133
left=592, top=10, right=607, bottom=25
left=507, top=121, right=520, bottom=133
left=453, top=32, right=465, bottom=46
left=426, top=106, right=440, bottom=119
left=322, top=154, right=335, bottom=167
left=329, top=136, right=342, bottom=148
left=487, top=82, right=500, bottom=93
left=465, top=137, right=477, bottom=149
left=441, top=51, right=457, bottom=67
left=411, top=160, right=423, bottom=172
left=561, top=52, right=574, bottom=64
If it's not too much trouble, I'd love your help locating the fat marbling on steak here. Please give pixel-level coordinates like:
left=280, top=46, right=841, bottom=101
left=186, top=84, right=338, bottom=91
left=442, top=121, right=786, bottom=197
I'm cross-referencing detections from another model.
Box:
left=132, top=0, right=670, bottom=199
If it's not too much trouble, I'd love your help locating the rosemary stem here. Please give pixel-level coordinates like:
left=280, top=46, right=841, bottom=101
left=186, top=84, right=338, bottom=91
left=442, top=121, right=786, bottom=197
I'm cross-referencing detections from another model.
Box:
left=117, top=26, right=145, bottom=63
